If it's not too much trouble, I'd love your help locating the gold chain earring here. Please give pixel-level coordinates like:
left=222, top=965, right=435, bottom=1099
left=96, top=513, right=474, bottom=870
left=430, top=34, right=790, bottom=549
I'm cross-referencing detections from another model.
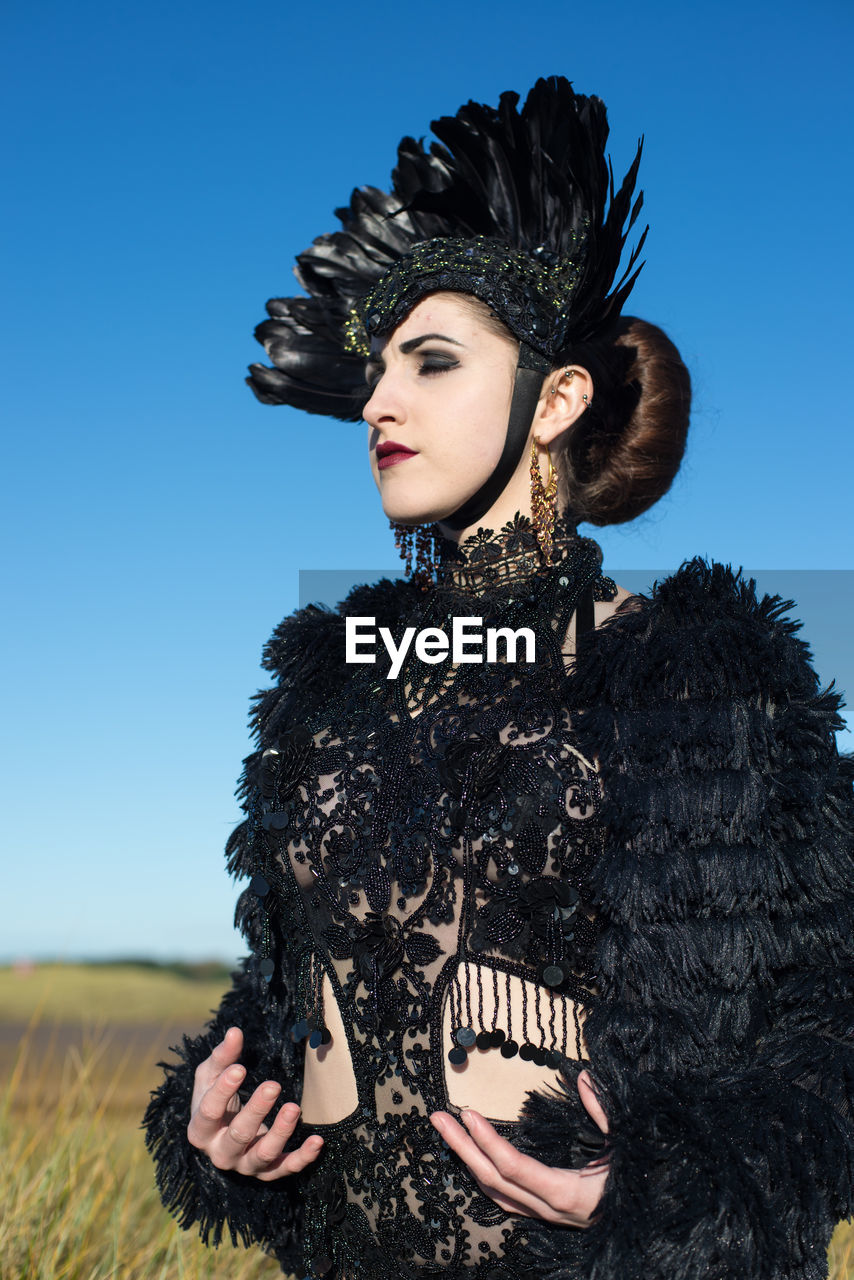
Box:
left=529, top=438, right=557, bottom=565
left=390, top=520, right=439, bottom=590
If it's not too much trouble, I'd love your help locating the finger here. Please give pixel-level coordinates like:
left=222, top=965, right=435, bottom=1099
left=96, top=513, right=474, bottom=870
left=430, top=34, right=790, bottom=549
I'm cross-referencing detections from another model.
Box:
left=238, top=1105, right=324, bottom=1179
left=189, top=1062, right=247, bottom=1147
left=457, top=1108, right=609, bottom=1224
left=430, top=1114, right=525, bottom=1205
left=460, top=1108, right=610, bottom=1225
left=465, top=1186, right=533, bottom=1217
left=251, top=1132, right=325, bottom=1181
left=577, top=1071, right=609, bottom=1134
left=219, top=1081, right=282, bottom=1156
left=245, top=1100, right=302, bottom=1165
left=434, top=1109, right=606, bottom=1226
left=193, top=1027, right=244, bottom=1098
left=430, top=1112, right=557, bottom=1220
left=457, top=1109, right=579, bottom=1208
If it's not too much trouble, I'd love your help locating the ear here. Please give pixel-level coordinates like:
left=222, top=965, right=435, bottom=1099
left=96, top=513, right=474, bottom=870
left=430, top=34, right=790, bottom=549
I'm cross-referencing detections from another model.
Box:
left=533, top=366, right=594, bottom=446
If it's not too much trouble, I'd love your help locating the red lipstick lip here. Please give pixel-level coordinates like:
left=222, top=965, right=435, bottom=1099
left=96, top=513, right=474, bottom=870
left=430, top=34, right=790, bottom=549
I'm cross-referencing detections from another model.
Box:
left=377, top=441, right=418, bottom=470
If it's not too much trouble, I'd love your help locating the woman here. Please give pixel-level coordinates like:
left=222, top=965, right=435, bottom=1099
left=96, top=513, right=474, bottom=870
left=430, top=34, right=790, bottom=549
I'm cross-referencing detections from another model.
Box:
left=144, top=78, right=854, bottom=1279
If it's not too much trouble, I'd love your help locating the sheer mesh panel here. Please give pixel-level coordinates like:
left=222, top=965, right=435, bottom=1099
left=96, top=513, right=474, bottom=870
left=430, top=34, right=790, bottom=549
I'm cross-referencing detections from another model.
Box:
left=255, top=523, right=616, bottom=1277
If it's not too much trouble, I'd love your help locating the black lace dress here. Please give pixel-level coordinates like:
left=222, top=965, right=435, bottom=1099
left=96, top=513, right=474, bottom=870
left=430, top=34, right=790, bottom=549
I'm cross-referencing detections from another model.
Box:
left=260, top=514, right=615, bottom=1277
left=144, top=512, right=854, bottom=1280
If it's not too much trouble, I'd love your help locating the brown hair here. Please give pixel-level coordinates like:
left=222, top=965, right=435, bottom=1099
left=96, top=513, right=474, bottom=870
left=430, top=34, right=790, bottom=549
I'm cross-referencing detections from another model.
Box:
left=553, top=317, right=691, bottom=526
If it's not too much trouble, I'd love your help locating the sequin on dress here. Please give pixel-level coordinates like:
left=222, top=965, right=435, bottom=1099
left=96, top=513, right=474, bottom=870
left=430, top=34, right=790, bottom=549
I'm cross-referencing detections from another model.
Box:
left=249, top=513, right=617, bottom=1279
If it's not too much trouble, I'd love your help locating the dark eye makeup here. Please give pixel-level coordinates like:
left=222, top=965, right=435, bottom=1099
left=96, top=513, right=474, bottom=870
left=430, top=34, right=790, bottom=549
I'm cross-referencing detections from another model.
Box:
left=417, top=352, right=460, bottom=376
left=365, top=349, right=459, bottom=388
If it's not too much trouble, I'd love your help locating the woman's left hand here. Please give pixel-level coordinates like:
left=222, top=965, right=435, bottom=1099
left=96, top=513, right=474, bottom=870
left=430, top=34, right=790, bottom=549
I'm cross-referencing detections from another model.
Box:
left=429, top=1070, right=609, bottom=1227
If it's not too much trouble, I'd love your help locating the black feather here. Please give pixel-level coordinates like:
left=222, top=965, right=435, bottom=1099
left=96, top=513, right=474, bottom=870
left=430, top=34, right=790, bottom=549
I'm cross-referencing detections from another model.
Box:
left=247, top=77, right=645, bottom=418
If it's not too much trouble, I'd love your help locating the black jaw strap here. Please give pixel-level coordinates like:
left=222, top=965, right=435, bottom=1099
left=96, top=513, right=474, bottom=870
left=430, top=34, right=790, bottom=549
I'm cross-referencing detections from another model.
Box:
left=576, top=582, right=595, bottom=639
left=441, top=342, right=551, bottom=532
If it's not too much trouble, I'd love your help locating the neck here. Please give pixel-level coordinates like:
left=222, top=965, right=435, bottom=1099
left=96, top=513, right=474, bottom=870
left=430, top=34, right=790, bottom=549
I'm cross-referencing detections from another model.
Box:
left=436, top=498, right=531, bottom=550
left=434, top=455, right=537, bottom=548
left=435, top=509, right=582, bottom=592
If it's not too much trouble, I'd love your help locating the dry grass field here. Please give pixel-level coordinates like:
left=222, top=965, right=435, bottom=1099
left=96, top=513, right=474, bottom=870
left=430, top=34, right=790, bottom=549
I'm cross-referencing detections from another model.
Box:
left=0, top=964, right=281, bottom=1280
left=0, top=963, right=851, bottom=1280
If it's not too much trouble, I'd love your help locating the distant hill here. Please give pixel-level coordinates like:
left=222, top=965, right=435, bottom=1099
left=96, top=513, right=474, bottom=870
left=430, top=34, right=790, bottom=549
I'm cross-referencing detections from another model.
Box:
left=0, top=961, right=234, bottom=1023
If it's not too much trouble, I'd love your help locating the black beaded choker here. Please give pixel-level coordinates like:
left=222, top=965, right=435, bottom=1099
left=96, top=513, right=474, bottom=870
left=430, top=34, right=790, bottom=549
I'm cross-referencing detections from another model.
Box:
left=435, top=511, right=584, bottom=592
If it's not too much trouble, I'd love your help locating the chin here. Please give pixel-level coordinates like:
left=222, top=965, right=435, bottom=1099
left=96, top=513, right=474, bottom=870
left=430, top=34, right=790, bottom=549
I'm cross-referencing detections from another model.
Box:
left=382, top=500, right=464, bottom=527
left=380, top=487, right=466, bottom=527
left=377, top=460, right=490, bottom=526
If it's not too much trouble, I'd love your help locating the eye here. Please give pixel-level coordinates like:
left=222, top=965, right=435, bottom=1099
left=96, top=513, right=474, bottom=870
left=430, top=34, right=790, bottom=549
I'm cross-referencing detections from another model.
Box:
left=417, top=353, right=459, bottom=376
left=365, top=364, right=384, bottom=389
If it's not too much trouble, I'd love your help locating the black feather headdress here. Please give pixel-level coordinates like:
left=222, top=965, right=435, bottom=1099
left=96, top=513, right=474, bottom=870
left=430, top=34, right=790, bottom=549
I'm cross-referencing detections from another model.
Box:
left=247, top=77, right=645, bottom=422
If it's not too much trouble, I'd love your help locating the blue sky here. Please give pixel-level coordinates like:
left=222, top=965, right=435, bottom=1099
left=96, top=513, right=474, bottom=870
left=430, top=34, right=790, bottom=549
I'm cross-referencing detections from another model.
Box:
left=1, top=0, right=852, bottom=962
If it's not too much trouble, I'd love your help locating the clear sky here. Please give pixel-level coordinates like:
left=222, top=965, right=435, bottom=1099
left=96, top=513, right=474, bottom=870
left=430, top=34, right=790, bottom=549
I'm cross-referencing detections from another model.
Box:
left=1, top=0, right=852, bottom=963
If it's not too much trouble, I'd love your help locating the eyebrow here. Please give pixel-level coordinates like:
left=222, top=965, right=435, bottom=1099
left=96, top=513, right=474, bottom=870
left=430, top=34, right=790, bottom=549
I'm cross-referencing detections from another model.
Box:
left=366, top=332, right=465, bottom=367
left=399, top=332, right=465, bottom=354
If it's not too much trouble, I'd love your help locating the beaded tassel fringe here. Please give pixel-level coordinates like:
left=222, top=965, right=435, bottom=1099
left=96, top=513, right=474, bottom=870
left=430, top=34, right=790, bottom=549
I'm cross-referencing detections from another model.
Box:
left=390, top=520, right=440, bottom=590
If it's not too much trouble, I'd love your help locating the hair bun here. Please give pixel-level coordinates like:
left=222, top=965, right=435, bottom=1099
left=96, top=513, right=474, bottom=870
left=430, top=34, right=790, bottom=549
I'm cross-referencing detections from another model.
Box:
left=555, top=317, right=691, bottom=526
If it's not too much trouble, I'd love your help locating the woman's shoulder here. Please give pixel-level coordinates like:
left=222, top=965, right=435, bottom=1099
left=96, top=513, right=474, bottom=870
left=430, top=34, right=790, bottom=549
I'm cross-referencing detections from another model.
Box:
left=576, top=557, right=849, bottom=820
left=249, top=574, right=419, bottom=743
left=610, top=556, right=793, bottom=625
left=583, top=556, right=837, bottom=712
left=601, top=554, right=810, bottom=640
left=260, top=575, right=420, bottom=681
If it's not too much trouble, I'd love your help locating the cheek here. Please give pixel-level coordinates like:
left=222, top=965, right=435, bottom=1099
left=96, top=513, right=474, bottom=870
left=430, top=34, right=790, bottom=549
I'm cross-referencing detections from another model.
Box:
left=455, top=382, right=511, bottom=465
left=429, top=400, right=503, bottom=471
left=366, top=426, right=381, bottom=489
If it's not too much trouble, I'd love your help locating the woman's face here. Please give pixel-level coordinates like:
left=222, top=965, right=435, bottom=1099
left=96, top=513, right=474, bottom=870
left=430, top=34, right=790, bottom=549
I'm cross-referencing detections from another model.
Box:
left=363, top=293, right=519, bottom=528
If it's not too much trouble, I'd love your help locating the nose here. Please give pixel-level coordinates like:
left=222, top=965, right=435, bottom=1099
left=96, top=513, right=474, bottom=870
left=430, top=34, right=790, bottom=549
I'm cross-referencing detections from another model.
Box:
left=363, top=372, right=406, bottom=431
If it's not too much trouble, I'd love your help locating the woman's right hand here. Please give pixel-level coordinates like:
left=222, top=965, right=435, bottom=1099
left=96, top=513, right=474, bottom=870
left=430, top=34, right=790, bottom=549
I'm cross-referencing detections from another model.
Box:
left=187, top=1026, right=323, bottom=1180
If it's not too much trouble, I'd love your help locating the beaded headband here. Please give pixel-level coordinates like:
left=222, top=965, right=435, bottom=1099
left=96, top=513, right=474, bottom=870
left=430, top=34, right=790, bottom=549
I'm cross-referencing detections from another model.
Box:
left=351, top=232, right=588, bottom=363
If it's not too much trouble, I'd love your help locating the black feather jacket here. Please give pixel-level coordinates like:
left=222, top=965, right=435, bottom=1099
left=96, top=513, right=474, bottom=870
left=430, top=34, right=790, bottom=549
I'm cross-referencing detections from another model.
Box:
left=144, top=537, right=854, bottom=1280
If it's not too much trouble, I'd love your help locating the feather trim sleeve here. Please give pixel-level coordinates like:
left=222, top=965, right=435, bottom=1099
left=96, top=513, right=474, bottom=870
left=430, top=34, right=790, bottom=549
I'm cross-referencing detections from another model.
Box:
left=140, top=597, right=343, bottom=1261
left=141, top=936, right=304, bottom=1266
left=142, top=580, right=417, bottom=1262
left=141, top=752, right=310, bottom=1264
left=518, top=557, right=854, bottom=1280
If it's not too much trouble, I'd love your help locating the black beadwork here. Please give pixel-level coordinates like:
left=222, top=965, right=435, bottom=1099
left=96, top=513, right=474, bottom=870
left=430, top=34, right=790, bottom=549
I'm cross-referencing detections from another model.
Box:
left=358, top=234, right=588, bottom=363
left=250, top=513, right=614, bottom=1278
left=143, top=545, right=854, bottom=1280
